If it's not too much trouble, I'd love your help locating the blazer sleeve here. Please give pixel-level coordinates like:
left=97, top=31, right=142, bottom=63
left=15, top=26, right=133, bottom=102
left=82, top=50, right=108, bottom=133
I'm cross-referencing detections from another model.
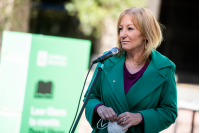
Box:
left=83, top=63, right=104, bottom=128
left=138, top=64, right=178, bottom=133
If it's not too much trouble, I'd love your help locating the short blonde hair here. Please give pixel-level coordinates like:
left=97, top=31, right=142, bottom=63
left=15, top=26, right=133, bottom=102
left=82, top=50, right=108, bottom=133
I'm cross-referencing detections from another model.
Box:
left=117, top=7, right=164, bottom=64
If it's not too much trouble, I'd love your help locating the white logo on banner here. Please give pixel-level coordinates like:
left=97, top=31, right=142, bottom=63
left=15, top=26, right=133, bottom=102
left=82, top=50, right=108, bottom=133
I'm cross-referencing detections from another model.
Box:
left=37, top=51, right=48, bottom=67
left=36, top=51, right=68, bottom=67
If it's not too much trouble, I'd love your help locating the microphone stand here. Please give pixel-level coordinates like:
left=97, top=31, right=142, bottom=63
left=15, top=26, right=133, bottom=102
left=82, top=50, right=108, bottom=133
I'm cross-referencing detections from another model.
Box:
left=70, top=62, right=104, bottom=133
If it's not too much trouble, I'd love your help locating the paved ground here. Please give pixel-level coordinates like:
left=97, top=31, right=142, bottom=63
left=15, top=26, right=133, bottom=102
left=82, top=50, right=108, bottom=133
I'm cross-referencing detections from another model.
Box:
left=77, top=71, right=199, bottom=133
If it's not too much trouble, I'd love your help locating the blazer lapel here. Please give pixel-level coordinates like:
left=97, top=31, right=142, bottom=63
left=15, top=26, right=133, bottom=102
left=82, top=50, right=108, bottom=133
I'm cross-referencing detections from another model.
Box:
left=125, top=53, right=168, bottom=109
left=103, top=55, right=130, bottom=112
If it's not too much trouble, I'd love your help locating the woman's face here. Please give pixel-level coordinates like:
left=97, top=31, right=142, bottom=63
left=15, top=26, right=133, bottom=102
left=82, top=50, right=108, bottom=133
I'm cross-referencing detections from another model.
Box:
left=119, top=14, right=145, bottom=52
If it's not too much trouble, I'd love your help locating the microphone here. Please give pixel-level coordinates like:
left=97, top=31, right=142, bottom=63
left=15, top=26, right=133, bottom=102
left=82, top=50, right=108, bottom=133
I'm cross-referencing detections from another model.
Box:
left=92, top=47, right=120, bottom=64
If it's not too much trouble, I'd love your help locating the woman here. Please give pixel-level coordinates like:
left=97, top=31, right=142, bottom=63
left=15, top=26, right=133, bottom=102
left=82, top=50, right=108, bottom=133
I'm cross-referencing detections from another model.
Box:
left=84, top=7, right=177, bottom=133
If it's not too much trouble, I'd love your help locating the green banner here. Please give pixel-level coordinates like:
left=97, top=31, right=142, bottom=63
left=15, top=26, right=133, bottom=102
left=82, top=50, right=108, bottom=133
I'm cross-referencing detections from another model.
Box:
left=0, top=31, right=91, bottom=133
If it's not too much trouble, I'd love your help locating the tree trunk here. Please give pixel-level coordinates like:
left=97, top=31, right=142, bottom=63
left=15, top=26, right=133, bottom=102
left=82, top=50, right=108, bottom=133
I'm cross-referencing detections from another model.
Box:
left=0, top=0, right=30, bottom=54
left=94, top=18, right=117, bottom=55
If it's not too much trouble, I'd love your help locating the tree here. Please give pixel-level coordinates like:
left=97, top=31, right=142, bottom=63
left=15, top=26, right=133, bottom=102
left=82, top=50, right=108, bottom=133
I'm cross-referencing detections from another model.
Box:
left=65, top=0, right=147, bottom=54
left=0, top=0, right=30, bottom=53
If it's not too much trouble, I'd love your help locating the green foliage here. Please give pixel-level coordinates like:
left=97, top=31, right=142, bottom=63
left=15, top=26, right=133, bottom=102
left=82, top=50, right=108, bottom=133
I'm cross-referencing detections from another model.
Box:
left=65, top=0, right=148, bottom=38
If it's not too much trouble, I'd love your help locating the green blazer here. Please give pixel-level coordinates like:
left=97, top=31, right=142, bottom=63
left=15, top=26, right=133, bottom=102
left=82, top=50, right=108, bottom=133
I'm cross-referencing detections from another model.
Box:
left=84, top=49, right=177, bottom=133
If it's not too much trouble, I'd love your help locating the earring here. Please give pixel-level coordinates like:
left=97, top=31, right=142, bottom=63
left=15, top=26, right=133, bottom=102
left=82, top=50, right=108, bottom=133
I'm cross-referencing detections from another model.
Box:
left=145, top=39, right=148, bottom=49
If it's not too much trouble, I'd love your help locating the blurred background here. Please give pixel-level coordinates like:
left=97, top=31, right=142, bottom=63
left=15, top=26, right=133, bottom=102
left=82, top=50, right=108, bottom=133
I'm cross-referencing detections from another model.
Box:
left=0, top=0, right=199, bottom=133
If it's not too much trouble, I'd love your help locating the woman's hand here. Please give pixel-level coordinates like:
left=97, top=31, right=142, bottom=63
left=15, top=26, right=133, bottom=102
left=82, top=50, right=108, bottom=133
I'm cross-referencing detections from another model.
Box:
left=97, top=105, right=117, bottom=122
left=117, top=112, right=143, bottom=131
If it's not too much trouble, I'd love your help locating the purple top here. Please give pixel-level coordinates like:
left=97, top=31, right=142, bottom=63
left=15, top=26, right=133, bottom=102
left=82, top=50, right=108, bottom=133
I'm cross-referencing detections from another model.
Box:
left=124, top=61, right=149, bottom=94
left=94, top=61, right=149, bottom=125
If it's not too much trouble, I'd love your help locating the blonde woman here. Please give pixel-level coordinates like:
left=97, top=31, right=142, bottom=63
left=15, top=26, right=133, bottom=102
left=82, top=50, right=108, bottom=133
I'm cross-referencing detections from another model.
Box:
left=84, top=7, right=177, bottom=133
